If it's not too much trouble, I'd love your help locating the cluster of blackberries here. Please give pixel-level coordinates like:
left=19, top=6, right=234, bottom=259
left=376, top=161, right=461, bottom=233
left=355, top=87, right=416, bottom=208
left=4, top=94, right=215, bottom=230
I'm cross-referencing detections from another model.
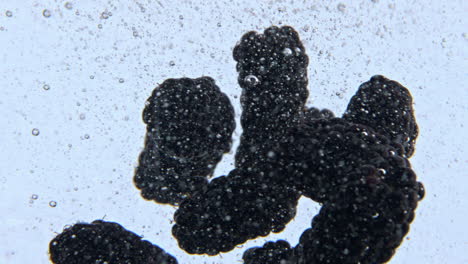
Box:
left=49, top=26, right=424, bottom=264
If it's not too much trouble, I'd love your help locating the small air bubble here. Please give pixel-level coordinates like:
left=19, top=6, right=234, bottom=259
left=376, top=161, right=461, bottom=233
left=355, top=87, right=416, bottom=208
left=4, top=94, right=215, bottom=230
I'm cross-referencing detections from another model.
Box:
left=378, top=168, right=387, bottom=176
left=97, top=24, right=103, bottom=29
left=267, top=151, right=275, bottom=158
left=43, top=84, right=50, bottom=90
left=119, top=78, right=125, bottom=83
left=64, top=2, right=73, bottom=10
left=5, top=10, right=13, bottom=17
left=101, top=12, right=109, bottom=19
left=244, top=75, right=259, bottom=86
left=32, top=128, right=40, bottom=136
left=372, top=212, right=380, bottom=218
left=337, top=3, right=346, bottom=12
left=79, top=113, right=86, bottom=120
left=43, top=9, right=51, bottom=18
left=169, top=61, right=175, bottom=66
left=49, top=201, right=57, bottom=207
left=343, top=248, right=349, bottom=254
left=282, top=48, right=293, bottom=56
left=89, top=75, right=95, bottom=79
left=84, top=134, right=90, bottom=139
left=31, top=194, right=39, bottom=200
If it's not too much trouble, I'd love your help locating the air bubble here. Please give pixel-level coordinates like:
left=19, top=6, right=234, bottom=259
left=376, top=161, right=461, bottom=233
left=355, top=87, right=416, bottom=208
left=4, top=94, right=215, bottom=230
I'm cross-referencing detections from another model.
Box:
left=5, top=10, right=13, bottom=17
left=169, top=61, right=175, bottom=66
left=31, top=194, right=39, bottom=200
left=64, top=2, right=73, bottom=10
left=84, top=134, right=90, bottom=139
left=49, top=201, right=57, bottom=207
left=282, top=48, right=293, bottom=56
left=101, top=12, right=109, bottom=19
left=43, top=84, right=50, bottom=90
left=32, top=128, right=40, bottom=136
left=244, top=75, right=259, bottom=86
left=43, top=9, right=51, bottom=18
left=337, top=3, right=346, bottom=12
left=119, top=78, right=125, bottom=83
left=79, top=113, right=86, bottom=120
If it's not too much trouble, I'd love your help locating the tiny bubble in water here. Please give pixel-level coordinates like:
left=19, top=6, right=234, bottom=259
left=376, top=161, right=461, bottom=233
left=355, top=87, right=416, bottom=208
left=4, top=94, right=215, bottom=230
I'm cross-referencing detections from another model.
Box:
left=84, top=134, right=90, bottom=139
left=101, top=12, right=109, bottom=19
left=89, top=75, right=95, bottom=79
left=169, top=61, right=175, bottom=66
left=5, top=10, right=13, bottom=17
left=32, top=128, right=40, bottom=136
left=79, top=113, right=86, bottom=120
left=64, top=2, right=73, bottom=10
left=337, top=3, right=346, bottom=12
left=49, top=201, right=57, bottom=207
left=43, top=9, right=51, bottom=18
left=119, top=78, right=125, bottom=83
left=31, top=194, right=38, bottom=200
left=43, top=84, right=50, bottom=90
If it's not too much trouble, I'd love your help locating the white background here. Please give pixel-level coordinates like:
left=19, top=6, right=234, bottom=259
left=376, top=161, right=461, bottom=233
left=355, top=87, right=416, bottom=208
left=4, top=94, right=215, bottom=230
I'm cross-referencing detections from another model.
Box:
left=0, top=0, right=466, bottom=263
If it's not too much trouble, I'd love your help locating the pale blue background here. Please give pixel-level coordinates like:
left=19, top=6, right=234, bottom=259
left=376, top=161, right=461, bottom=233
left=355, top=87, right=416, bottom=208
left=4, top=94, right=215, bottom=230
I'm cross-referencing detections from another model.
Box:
left=0, top=1, right=466, bottom=263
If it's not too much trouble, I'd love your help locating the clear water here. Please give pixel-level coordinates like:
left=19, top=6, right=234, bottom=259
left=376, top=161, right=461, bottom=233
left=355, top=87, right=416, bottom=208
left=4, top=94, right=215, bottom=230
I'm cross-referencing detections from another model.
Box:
left=1, top=1, right=466, bottom=263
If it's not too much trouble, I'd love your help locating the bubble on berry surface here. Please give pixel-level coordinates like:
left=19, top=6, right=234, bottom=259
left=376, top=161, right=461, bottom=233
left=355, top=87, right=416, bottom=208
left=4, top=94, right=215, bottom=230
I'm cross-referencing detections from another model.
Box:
left=244, top=75, right=259, bottom=86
